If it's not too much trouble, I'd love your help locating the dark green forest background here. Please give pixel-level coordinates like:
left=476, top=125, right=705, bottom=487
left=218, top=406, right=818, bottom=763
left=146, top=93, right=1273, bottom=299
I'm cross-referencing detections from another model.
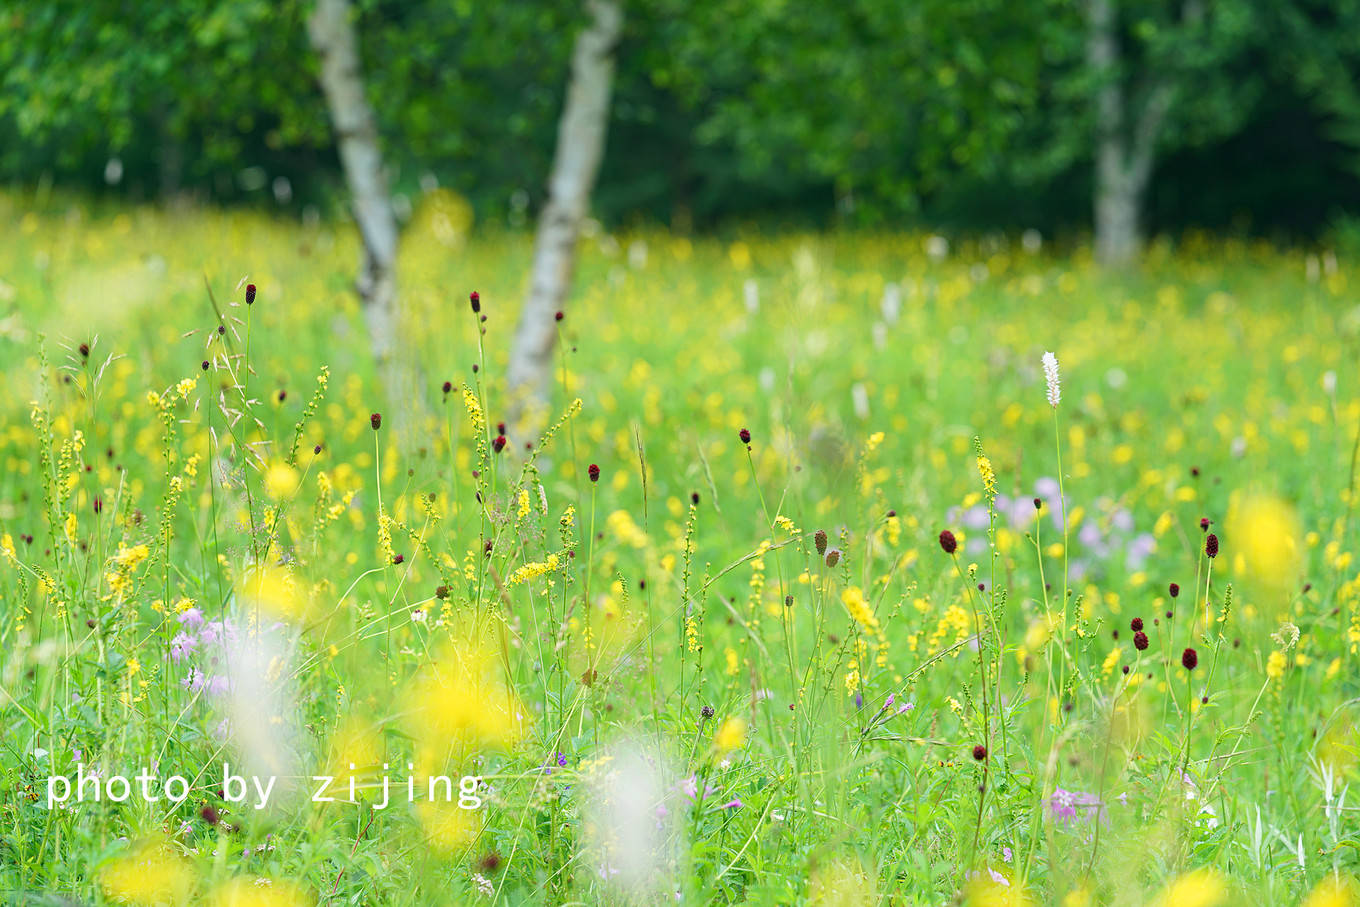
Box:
left=5, top=0, right=1360, bottom=241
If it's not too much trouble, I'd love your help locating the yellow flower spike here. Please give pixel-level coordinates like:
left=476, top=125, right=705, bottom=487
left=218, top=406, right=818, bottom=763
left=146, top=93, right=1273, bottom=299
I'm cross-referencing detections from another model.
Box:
left=1150, top=868, right=1226, bottom=907
left=99, top=838, right=196, bottom=906
left=205, top=877, right=312, bottom=907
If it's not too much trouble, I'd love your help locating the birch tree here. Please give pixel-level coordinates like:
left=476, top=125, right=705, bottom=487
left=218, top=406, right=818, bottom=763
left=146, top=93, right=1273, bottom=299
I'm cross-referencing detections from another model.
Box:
left=308, top=0, right=400, bottom=367
left=506, top=0, right=623, bottom=433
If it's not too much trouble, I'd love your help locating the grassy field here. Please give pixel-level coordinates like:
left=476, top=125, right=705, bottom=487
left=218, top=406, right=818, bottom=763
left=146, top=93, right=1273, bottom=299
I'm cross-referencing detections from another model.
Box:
left=1, top=189, right=1359, bottom=905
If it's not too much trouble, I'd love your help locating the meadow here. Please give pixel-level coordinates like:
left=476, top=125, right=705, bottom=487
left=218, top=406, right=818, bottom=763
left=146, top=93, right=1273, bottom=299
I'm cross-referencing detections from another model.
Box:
left=1, top=189, right=1359, bottom=906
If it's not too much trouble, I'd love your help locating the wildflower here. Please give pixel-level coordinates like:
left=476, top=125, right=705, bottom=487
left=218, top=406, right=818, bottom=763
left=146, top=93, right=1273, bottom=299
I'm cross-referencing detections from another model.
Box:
left=201, top=359, right=210, bottom=371
left=469, top=290, right=481, bottom=313
left=814, top=529, right=828, bottom=556
left=700, top=705, right=714, bottom=719
left=442, top=380, right=452, bottom=394
left=1169, top=582, right=1180, bottom=598
left=939, top=530, right=958, bottom=555
left=1133, top=631, right=1149, bottom=651
left=824, top=548, right=841, bottom=568
left=973, top=744, right=988, bottom=761
left=492, top=435, right=507, bottom=454
left=245, top=283, right=256, bottom=305
left=555, top=311, right=564, bottom=321
left=99, top=838, right=195, bottom=905
left=719, top=798, right=742, bottom=809
left=1200, top=517, right=1211, bottom=532
left=715, top=716, right=746, bottom=752
left=739, top=428, right=751, bottom=446
left=1042, top=351, right=1060, bottom=407
left=1182, top=647, right=1198, bottom=670
left=1048, top=788, right=1105, bottom=824
left=1150, top=869, right=1226, bottom=907
left=1205, top=534, right=1219, bottom=558
left=79, top=342, right=90, bottom=358
left=206, top=876, right=311, bottom=907
left=1131, top=617, right=1143, bottom=631
left=370, top=412, right=382, bottom=431
left=588, top=464, right=600, bottom=483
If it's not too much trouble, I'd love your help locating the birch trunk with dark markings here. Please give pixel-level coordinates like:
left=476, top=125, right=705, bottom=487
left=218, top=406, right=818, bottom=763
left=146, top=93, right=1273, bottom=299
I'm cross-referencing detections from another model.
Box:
left=1087, top=0, right=1202, bottom=267
left=308, top=0, right=400, bottom=370
left=506, top=0, right=623, bottom=436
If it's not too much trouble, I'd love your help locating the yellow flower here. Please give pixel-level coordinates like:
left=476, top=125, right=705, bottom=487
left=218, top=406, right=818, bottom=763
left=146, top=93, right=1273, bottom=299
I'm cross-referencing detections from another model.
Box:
left=1302, top=874, right=1360, bottom=907
left=264, top=462, right=300, bottom=501
left=715, top=716, right=747, bottom=752
left=99, top=838, right=195, bottom=905
left=205, top=877, right=311, bottom=907
left=1266, top=650, right=1286, bottom=680
left=64, top=511, right=78, bottom=544
left=1151, top=869, right=1226, bottom=907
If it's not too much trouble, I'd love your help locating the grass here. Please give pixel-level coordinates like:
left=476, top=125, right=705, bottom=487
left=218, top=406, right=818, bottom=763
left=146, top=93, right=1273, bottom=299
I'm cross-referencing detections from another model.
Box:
left=0, top=188, right=1359, bottom=905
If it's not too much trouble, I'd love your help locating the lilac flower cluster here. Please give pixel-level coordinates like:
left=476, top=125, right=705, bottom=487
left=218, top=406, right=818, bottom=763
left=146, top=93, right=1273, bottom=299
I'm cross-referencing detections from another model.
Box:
left=1047, top=787, right=1106, bottom=824
left=948, top=477, right=1154, bottom=581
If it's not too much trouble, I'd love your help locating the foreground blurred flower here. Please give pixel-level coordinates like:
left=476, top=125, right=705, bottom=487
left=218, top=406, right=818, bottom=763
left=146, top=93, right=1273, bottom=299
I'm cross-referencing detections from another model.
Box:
left=99, top=838, right=195, bottom=905
left=206, top=876, right=311, bottom=907
left=714, top=716, right=747, bottom=752
left=1225, top=491, right=1302, bottom=605
left=1047, top=787, right=1105, bottom=824
left=405, top=639, right=528, bottom=756
left=580, top=743, right=681, bottom=896
left=808, top=855, right=877, bottom=906
left=1302, top=875, right=1360, bottom=907
left=1150, top=868, right=1226, bottom=907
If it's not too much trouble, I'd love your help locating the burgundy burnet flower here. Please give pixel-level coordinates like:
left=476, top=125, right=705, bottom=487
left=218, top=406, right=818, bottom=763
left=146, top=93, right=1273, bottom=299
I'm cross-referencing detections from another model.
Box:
left=972, top=744, right=988, bottom=761
left=824, top=548, right=841, bottom=568
left=245, top=283, right=256, bottom=305
left=1130, top=617, right=1144, bottom=632
left=1205, top=534, right=1219, bottom=558
left=1200, top=517, right=1211, bottom=532
left=442, top=381, right=453, bottom=395
left=939, top=529, right=958, bottom=555
left=588, top=463, right=600, bottom=483
left=469, top=290, right=481, bottom=313
left=1133, top=630, right=1149, bottom=651
left=555, top=311, right=564, bottom=322
left=1169, top=582, right=1180, bottom=598
left=1182, top=647, right=1199, bottom=670
left=814, top=529, right=828, bottom=556
left=370, top=412, right=382, bottom=431
left=492, top=435, right=507, bottom=454
left=739, top=427, right=751, bottom=445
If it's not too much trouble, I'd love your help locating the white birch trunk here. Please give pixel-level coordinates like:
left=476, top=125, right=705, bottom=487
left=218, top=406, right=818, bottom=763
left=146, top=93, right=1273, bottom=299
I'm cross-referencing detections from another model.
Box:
left=308, top=0, right=400, bottom=365
left=506, top=0, right=623, bottom=434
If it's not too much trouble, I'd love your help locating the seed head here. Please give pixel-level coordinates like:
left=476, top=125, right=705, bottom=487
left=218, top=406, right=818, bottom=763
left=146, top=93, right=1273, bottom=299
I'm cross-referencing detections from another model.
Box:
left=1181, top=647, right=1198, bottom=671
left=1133, top=630, right=1149, bottom=651
left=588, top=464, right=600, bottom=483
left=245, top=284, right=256, bottom=305
left=939, top=529, right=958, bottom=555
left=1042, top=351, right=1061, bottom=407
left=370, top=412, right=382, bottom=431
left=814, top=529, right=828, bottom=556
left=1205, top=533, right=1219, bottom=558
left=824, top=548, right=841, bottom=568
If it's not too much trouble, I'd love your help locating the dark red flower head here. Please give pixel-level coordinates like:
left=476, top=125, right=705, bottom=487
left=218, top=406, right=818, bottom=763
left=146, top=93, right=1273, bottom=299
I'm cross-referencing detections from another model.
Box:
left=814, top=529, right=828, bottom=556
left=1169, top=582, right=1180, bottom=598
left=1205, top=533, right=1219, bottom=558
left=555, top=311, right=564, bottom=322
left=492, top=435, right=507, bottom=454
left=199, top=804, right=220, bottom=825
left=1033, top=497, right=1042, bottom=510
left=469, top=291, right=481, bottom=313
left=1200, top=517, right=1211, bottom=532
left=1130, top=617, right=1144, bottom=632
left=972, top=744, right=987, bottom=761
left=442, top=381, right=453, bottom=394
left=1181, top=647, right=1198, bottom=670
left=392, top=554, right=404, bottom=565
left=939, top=529, right=958, bottom=555
left=588, top=463, right=600, bottom=483
left=201, top=360, right=210, bottom=371
left=370, top=412, right=382, bottom=431
left=79, top=342, right=90, bottom=358
left=245, top=283, right=256, bottom=305
left=1133, top=630, right=1149, bottom=651
left=824, top=548, right=841, bottom=568
left=739, top=428, right=751, bottom=445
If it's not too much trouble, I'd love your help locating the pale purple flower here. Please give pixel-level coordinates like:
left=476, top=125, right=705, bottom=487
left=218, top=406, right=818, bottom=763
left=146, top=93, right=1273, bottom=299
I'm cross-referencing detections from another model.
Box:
left=1048, top=787, right=1105, bottom=824
left=177, top=607, right=205, bottom=631
left=719, top=799, right=742, bottom=810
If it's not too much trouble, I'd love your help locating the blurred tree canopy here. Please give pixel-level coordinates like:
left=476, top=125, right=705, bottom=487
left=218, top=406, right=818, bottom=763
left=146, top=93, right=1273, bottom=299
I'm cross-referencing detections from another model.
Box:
left=4, top=0, right=1360, bottom=239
